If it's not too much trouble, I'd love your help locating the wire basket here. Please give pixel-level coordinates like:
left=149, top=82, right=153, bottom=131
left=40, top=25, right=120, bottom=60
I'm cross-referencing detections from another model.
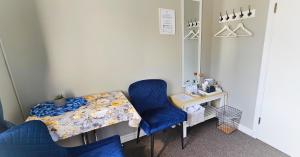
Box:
left=216, top=105, right=242, bottom=134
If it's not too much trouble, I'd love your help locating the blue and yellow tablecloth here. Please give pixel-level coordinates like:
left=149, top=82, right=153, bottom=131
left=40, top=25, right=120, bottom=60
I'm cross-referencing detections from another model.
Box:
left=26, top=91, right=141, bottom=141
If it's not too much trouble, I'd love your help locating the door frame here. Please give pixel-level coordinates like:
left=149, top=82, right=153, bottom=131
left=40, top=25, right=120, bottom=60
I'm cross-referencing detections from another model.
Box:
left=253, top=0, right=279, bottom=138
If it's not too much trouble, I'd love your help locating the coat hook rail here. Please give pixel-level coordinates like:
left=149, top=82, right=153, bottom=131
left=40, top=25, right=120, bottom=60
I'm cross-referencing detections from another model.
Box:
left=219, top=9, right=256, bottom=23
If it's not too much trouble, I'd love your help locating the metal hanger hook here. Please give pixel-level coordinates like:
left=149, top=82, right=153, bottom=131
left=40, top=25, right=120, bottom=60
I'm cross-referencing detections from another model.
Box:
left=226, top=10, right=230, bottom=20
left=220, top=12, right=224, bottom=21
left=240, top=7, right=244, bottom=18
left=188, top=20, right=191, bottom=27
left=232, top=9, right=237, bottom=19
left=248, top=5, right=252, bottom=16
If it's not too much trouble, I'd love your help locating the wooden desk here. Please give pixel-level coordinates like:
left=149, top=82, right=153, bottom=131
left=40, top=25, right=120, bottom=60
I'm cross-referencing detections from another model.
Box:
left=170, top=92, right=227, bottom=138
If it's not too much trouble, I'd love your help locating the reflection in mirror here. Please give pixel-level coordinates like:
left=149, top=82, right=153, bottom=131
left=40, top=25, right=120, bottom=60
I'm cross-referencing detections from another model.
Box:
left=182, top=0, right=201, bottom=86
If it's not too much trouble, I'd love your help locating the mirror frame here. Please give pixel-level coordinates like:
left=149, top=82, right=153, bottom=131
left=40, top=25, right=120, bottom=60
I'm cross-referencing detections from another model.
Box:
left=181, top=0, right=203, bottom=87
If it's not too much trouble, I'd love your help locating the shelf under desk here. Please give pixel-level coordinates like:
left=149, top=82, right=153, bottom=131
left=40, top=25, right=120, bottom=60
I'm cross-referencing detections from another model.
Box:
left=170, top=92, right=227, bottom=138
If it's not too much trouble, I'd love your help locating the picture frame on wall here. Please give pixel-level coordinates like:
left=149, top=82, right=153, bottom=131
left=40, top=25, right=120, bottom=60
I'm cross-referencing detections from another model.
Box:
left=159, top=8, right=176, bottom=35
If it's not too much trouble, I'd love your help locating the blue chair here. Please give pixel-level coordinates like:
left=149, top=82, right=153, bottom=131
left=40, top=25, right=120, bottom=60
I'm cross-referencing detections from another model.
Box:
left=129, top=79, right=187, bottom=157
left=0, top=100, right=15, bottom=133
left=0, top=120, right=125, bottom=157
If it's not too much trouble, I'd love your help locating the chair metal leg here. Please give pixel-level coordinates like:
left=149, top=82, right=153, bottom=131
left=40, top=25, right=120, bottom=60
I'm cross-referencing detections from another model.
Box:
left=136, top=126, right=141, bottom=144
left=151, top=134, right=154, bottom=157
left=181, top=122, right=184, bottom=149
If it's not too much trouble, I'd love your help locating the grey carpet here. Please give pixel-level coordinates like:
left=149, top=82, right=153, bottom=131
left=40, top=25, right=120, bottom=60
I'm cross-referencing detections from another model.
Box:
left=123, top=119, right=289, bottom=157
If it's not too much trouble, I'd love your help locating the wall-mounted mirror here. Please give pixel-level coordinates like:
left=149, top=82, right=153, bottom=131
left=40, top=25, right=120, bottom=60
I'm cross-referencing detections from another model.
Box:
left=181, top=0, right=202, bottom=86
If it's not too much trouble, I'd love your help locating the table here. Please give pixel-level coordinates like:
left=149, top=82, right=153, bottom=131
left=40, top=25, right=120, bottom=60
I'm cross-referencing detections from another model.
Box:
left=170, top=92, right=227, bottom=138
left=27, top=91, right=141, bottom=142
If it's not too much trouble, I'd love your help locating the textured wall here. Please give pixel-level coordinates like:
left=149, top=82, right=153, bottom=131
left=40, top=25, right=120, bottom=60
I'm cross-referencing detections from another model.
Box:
left=0, top=0, right=183, bottom=146
left=0, top=0, right=47, bottom=123
left=3, top=0, right=182, bottom=115
left=203, top=0, right=270, bottom=129
left=33, top=0, right=182, bottom=146
left=0, top=43, right=23, bottom=124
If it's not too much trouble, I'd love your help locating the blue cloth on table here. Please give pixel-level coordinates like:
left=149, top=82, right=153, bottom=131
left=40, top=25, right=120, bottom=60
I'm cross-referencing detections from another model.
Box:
left=0, top=120, right=125, bottom=157
left=30, top=97, right=87, bottom=117
left=128, top=79, right=187, bottom=135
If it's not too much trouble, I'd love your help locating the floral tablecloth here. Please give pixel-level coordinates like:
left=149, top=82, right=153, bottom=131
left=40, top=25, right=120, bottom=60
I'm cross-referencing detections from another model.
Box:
left=26, top=91, right=141, bottom=141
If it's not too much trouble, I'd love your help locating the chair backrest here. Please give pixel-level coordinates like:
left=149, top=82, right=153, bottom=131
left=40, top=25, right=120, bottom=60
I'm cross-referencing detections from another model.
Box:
left=0, top=100, right=4, bottom=122
left=128, top=79, right=169, bottom=114
left=0, top=120, right=67, bottom=157
left=0, top=100, right=5, bottom=132
left=0, top=99, right=15, bottom=132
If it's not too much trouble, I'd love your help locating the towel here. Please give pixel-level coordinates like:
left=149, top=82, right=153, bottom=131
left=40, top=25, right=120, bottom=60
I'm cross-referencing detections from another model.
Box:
left=186, top=104, right=203, bottom=113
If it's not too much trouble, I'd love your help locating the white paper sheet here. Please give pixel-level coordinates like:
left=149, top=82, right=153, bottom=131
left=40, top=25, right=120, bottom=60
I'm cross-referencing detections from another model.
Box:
left=159, top=8, right=175, bottom=35
left=174, top=94, right=193, bottom=102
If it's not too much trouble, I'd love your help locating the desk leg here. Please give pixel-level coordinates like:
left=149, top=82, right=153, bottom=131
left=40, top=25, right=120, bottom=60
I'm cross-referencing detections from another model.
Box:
left=220, top=94, right=226, bottom=107
left=183, top=121, right=187, bottom=138
left=81, top=133, right=89, bottom=145
left=220, top=97, right=224, bottom=107
left=94, top=130, right=98, bottom=141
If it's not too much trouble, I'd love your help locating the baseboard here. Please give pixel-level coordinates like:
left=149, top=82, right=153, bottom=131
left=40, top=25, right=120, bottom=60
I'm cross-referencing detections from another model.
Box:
left=120, top=125, right=256, bottom=143
left=238, top=124, right=256, bottom=138
left=120, top=131, right=146, bottom=143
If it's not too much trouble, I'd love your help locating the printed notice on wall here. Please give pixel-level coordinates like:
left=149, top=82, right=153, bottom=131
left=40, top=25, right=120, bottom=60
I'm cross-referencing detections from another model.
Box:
left=159, top=8, right=175, bottom=35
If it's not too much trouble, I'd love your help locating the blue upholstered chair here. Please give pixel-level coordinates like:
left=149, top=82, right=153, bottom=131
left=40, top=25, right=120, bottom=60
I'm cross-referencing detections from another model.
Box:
left=0, top=120, right=125, bottom=157
left=0, top=100, right=15, bottom=133
left=129, top=79, right=187, bottom=157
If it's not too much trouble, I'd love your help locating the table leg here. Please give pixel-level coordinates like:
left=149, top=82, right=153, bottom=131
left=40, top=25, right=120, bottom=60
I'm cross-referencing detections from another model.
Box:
left=81, top=132, right=89, bottom=145
left=183, top=121, right=187, bottom=138
left=220, top=94, right=226, bottom=107
left=94, top=130, right=98, bottom=141
left=81, top=133, right=88, bottom=145
left=86, top=132, right=90, bottom=144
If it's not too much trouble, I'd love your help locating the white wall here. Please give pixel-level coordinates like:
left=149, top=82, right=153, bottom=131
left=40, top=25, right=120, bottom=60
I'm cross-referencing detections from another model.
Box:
left=201, top=0, right=213, bottom=75
left=0, top=0, right=49, bottom=119
left=202, top=0, right=270, bottom=129
left=0, top=43, right=23, bottom=124
left=0, top=0, right=183, bottom=146
left=0, top=0, right=48, bottom=123
left=0, top=0, right=270, bottom=145
left=0, top=0, right=183, bottom=116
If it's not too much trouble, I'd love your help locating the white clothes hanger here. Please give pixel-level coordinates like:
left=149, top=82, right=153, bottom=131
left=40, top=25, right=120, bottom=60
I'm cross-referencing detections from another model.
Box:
left=214, top=25, right=237, bottom=38
left=228, top=22, right=253, bottom=37
left=184, top=30, right=196, bottom=39
left=191, top=29, right=200, bottom=39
